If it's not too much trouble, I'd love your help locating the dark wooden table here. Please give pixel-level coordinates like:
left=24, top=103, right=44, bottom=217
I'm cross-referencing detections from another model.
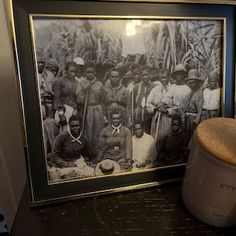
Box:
left=11, top=182, right=236, bottom=236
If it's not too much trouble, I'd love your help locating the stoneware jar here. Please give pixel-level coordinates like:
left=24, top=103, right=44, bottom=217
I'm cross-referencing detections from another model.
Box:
left=182, top=118, right=236, bottom=227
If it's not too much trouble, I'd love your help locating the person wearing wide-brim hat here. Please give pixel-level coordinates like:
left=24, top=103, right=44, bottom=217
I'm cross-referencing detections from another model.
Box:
left=171, top=64, right=188, bottom=84
left=185, top=69, right=204, bottom=83
left=95, top=159, right=121, bottom=176
left=73, top=57, right=85, bottom=83
left=201, top=70, right=220, bottom=121
left=171, top=64, right=191, bottom=114
left=45, top=58, right=59, bottom=77
left=185, top=69, right=204, bottom=140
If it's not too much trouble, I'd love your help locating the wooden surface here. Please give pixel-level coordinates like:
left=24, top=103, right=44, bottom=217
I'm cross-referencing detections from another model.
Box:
left=11, top=182, right=236, bottom=236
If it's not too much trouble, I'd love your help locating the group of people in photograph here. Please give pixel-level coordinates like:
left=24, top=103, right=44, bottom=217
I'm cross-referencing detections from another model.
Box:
left=37, top=51, right=220, bottom=180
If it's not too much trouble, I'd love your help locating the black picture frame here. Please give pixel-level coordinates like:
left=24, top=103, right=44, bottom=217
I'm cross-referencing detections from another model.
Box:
left=10, top=0, right=235, bottom=205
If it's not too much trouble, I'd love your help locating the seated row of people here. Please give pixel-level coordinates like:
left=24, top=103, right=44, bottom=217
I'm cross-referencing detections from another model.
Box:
left=47, top=107, right=157, bottom=178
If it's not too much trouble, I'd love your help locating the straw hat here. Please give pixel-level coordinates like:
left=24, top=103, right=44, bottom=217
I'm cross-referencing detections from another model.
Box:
left=185, top=69, right=204, bottom=82
left=171, top=64, right=187, bottom=78
left=73, top=57, right=85, bottom=66
left=95, top=159, right=121, bottom=176
left=209, top=70, right=219, bottom=81
left=46, top=58, right=59, bottom=70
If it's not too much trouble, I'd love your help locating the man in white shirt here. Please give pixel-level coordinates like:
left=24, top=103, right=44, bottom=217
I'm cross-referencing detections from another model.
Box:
left=146, top=68, right=174, bottom=149
left=170, top=64, right=191, bottom=113
left=201, top=71, right=220, bottom=120
left=132, top=121, right=157, bottom=169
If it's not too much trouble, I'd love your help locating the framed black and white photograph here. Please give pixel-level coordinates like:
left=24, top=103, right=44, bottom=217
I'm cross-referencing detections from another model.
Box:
left=10, top=0, right=235, bottom=205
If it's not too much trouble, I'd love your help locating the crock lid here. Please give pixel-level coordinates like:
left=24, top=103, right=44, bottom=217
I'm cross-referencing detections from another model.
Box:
left=195, top=117, right=236, bottom=166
